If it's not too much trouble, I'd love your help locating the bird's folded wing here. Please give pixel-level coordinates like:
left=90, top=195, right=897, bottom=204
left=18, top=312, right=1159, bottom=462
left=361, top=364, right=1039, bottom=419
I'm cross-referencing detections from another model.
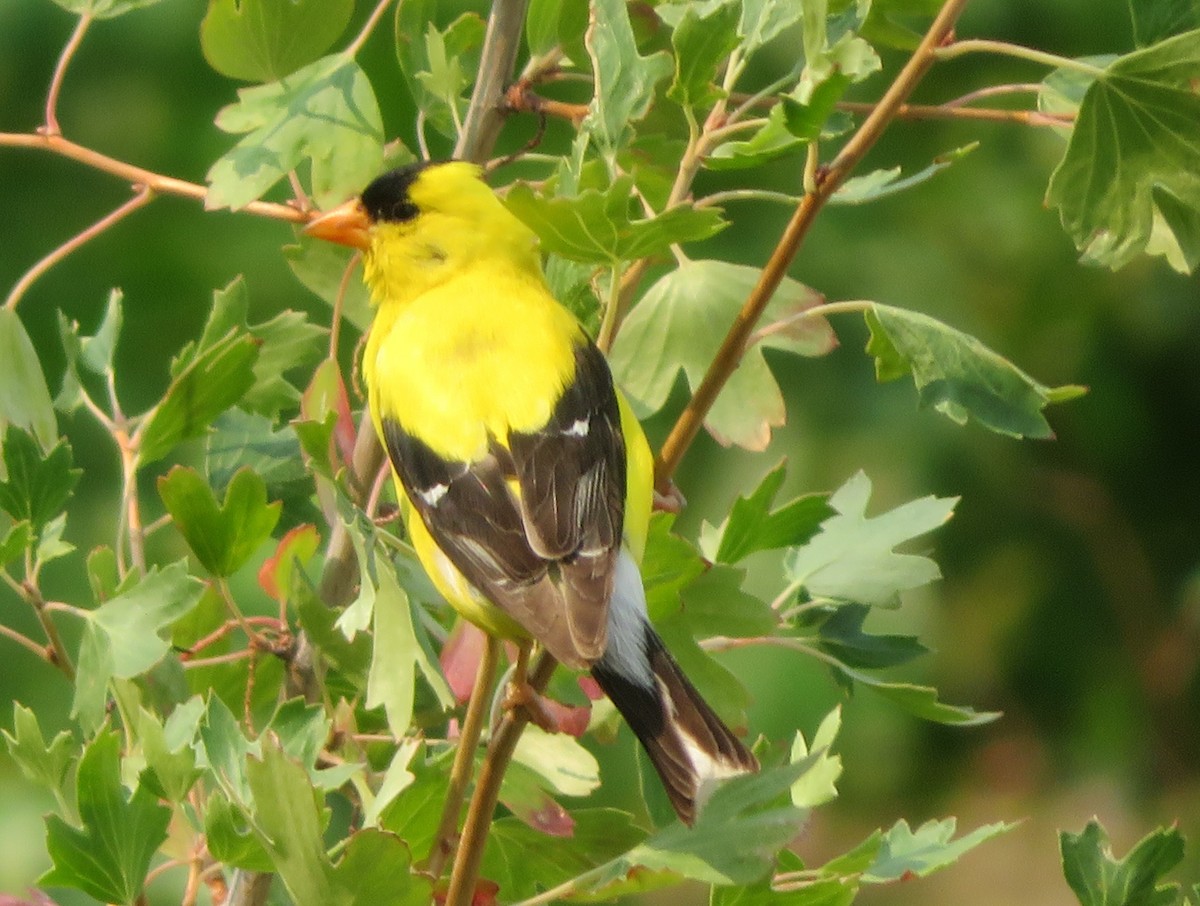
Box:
left=380, top=339, right=627, bottom=667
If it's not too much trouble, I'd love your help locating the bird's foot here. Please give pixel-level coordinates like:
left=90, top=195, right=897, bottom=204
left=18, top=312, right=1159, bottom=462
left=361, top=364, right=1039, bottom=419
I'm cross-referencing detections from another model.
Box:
left=502, top=679, right=558, bottom=732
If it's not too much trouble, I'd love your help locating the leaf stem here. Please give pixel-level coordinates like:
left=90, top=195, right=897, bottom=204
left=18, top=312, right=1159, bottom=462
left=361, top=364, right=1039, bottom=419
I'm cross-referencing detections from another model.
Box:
left=443, top=650, right=556, bottom=906
left=838, top=99, right=1072, bottom=127
left=5, top=186, right=153, bottom=311
left=654, top=0, right=973, bottom=491
left=116, top=429, right=147, bottom=577
left=43, top=13, right=92, bottom=137
left=343, top=0, right=394, bottom=58
left=425, top=635, right=501, bottom=879
left=933, top=38, right=1108, bottom=77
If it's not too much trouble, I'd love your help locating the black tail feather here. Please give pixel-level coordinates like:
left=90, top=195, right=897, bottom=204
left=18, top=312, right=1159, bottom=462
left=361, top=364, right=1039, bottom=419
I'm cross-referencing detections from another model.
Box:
left=591, top=624, right=758, bottom=825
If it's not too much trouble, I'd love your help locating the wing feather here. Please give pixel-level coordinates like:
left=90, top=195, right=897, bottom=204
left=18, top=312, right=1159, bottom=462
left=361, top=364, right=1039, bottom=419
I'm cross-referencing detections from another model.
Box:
left=381, top=338, right=627, bottom=668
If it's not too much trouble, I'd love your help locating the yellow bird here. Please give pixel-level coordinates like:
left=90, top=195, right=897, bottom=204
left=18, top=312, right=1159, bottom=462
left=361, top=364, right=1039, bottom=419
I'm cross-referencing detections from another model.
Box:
left=306, top=161, right=757, bottom=824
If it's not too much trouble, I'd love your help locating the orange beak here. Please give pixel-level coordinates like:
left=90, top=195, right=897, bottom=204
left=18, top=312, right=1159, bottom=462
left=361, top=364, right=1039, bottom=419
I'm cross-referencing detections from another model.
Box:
left=304, top=199, right=371, bottom=249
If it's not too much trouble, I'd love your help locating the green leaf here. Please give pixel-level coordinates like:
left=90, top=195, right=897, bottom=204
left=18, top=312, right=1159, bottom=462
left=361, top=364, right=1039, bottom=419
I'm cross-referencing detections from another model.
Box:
left=48, top=0, right=161, bottom=19
left=138, top=325, right=259, bottom=466
left=366, top=557, right=451, bottom=732
left=790, top=706, right=843, bottom=809
left=703, top=460, right=834, bottom=564
left=0, top=307, right=57, bottom=454
left=158, top=466, right=281, bottom=576
left=511, top=725, right=600, bottom=798
left=0, top=520, right=33, bottom=567
left=0, top=428, right=80, bottom=534
left=2, top=703, right=76, bottom=797
left=58, top=288, right=123, bottom=388
left=863, top=818, right=1015, bottom=883
left=681, top=565, right=778, bottom=638
left=856, top=675, right=1001, bottom=726
left=294, top=572, right=371, bottom=688
left=610, top=259, right=836, bottom=450
left=480, top=809, right=647, bottom=902
left=206, top=410, right=309, bottom=500
left=740, top=0, right=803, bottom=54
left=72, top=562, right=204, bottom=732
left=283, top=236, right=374, bottom=331
left=669, top=1, right=740, bottom=109
left=785, top=471, right=954, bottom=608
left=205, top=793, right=273, bottom=871
left=41, top=731, right=170, bottom=905
left=207, top=55, right=384, bottom=210
left=36, top=512, right=74, bottom=566
left=135, top=700, right=203, bottom=802
left=864, top=303, right=1086, bottom=439
left=831, top=144, right=978, bottom=205
left=200, top=0, right=354, bottom=82
left=707, top=103, right=808, bottom=170
left=245, top=735, right=431, bottom=906
left=640, top=512, right=708, bottom=623
left=808, top=603, right=928, bottom=670
left=198, top=694, right=258, bottom=805
left=1060, top=819, right=1186, bottom=906
left=241, top=310, right=327, bottom=418
left=505, top=178, right=726, bottom=267
left=1045, top=31, right=1200, bottom=271
left=1128, top=0, right=1200, bottom=46
left=585, top=763, right=811, bottom=891
left=799, top=0, right=880, bottom=93
left=395, top=3, right=485, bottom=139
left=583, top=0, right=674, bottom=151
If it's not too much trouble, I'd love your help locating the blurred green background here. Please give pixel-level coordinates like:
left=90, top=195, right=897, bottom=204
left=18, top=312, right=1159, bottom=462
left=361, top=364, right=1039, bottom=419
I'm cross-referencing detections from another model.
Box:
left=2, top=0, right=1198, bottom=902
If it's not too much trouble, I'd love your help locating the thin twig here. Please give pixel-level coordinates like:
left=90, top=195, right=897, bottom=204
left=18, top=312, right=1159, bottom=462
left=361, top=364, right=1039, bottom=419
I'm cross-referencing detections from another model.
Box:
left=654, top=0, right=974, bottom=492
left=0, top=623, right=54, bottom=663
left=941, top=82, right=1047, bottom=106
left=43, top=13, right=92, bottom=136
left=5, top=186, right=153, bottom=310
left=21, top=581, right=75, bottom=679
left=425, top=635, right=501, bottom=879
left=0, top=132, right=308, bottom=223
left=343, top=0, right=395, bottom=58
left=444, top=651, right=556, bottom=906
left=117, top=430, right=147, bottom=576
left=838, top=99, right=1072, bottom=127
left=934, top=37, right=1108, bottom=77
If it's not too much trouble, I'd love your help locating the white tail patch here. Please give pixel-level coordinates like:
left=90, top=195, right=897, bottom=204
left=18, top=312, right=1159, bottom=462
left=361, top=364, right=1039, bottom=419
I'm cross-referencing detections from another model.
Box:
left=604, top=550, right=654, bottom=689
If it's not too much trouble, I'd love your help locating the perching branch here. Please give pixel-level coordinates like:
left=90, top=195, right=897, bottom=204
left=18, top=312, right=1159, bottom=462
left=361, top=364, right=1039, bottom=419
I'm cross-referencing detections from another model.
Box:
left=654, top=0, right=974, bottom=491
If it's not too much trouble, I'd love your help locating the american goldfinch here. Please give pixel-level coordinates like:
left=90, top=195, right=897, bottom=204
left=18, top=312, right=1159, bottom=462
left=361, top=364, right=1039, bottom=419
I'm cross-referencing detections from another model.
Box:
left=305, top=161, right=757, bottom=824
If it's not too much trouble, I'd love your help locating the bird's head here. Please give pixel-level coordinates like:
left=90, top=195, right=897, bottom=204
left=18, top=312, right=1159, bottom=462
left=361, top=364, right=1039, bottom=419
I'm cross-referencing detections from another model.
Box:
left=304, top=160, right=539, bottom=304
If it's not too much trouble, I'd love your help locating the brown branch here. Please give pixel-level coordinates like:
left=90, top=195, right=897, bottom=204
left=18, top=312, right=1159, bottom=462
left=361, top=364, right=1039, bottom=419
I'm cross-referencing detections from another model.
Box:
left=503, top=84, right=588, bottom=126
left=654, top=0, right=973, bottom=491
left=0, top=132, right=308, bottom=223
left=444, top=651, right=556, bottom=906
left=0, top=622, right=56, bottom=665
left=424, top=635, right=501, bottom=879
left=20, top=581, right=75, bottom=680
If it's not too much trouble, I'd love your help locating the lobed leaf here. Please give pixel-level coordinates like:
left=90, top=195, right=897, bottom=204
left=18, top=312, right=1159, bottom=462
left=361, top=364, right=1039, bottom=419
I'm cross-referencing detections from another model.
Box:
left=1046, top=30, right=1200, bottom=271
left=668, top=1, right=740, bottom=110
left=702, top=459, right=834, bottom=564
left=1060, top=819, right=1186, bottom=906
left=584, top=0, right=674, bottom=151
left=784, top=470, right=956, bottom=608
left=864, top=303, right=1086, bottom=439
left=2, top=704, right=76, bottom=799
left=158, top=466, right=281, bottom=577
left=609, top=259, right=836, bottom=450
left=505, top=178, right=726, bottom=267
left=1128, top=0, right=1200, bottom=46
left=41, top=732, right=170, bottom=905
left=0, top=428, right=80, bottom=535
left=862, top=818, right=1015, bottom=883
left=200, top=0, right=354, bottom=82
left=207, top=55, right=383, bottom=210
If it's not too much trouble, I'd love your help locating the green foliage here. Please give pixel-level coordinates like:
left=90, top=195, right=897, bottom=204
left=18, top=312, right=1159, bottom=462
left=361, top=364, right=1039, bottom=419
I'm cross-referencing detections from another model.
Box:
left=1046, top=31, right=1200, bottom=271
left=1060, top=820, right=1188, bottom=906
left=41, top=731, right=170, bottom=905
left=200, top=0, right=354, bottom=82
left=5, top=0, right=1193, bottom=904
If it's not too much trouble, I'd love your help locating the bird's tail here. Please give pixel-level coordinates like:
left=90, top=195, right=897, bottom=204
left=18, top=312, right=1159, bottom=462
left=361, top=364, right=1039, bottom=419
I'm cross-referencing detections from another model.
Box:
left=591, top=622, right=758, bottom=825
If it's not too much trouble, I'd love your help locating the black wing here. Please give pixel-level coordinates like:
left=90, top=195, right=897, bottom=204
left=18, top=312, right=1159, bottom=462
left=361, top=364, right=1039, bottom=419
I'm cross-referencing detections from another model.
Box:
left=381, top=339, right=626, bottom=667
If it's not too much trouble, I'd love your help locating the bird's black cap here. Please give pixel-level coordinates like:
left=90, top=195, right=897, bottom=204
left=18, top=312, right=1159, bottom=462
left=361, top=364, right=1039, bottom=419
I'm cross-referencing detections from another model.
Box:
left=360, top=161, right=439, bottom=223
